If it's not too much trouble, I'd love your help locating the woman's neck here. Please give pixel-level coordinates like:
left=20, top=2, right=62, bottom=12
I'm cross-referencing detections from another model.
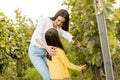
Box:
left=52, top=21, right=57, bottom=29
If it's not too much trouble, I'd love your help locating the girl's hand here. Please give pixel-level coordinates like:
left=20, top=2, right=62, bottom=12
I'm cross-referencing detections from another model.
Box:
left=81, top=64, right=87, bottom=70
left=45, top=45, right=56, bottom=56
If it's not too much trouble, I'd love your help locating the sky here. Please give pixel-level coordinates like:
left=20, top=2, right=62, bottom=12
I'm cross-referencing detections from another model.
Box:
left=0, top=0, right=65, bottom=20
left=0, top=0, right=120, bottom=20
left=113, top=0, right=120, bottom=8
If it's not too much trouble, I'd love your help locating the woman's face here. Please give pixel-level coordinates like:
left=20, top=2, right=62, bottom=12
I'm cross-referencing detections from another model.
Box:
left=53, top=16, right=65, bottom=28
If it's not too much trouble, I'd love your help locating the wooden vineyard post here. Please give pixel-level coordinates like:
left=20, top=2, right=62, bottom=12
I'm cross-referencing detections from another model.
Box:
left=93, top=0, right=114, bottom=80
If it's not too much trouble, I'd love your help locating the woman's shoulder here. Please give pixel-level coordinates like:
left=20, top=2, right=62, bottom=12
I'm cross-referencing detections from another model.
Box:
left=38, top=17, right=49, bottom=21
left=37, top=17, right=51, bottom=26
left=37, top=17, right=51, bottom=22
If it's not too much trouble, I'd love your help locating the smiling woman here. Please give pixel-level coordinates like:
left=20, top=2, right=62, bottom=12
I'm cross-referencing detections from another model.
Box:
left=0, top=0, right=65, bottom=20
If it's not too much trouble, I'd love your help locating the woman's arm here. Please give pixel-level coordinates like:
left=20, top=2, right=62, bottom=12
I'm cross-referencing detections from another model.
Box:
left=36, top=38, right=55, bottom=56
left=60, top=29, right=81, bottom=48
left=60, top=28, right=73, bottom=42
left=34, top=18, right=56, bottom=56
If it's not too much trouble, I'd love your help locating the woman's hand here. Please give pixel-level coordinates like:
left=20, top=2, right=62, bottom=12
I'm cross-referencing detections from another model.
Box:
left=71, top=40, right=81, bottom=48
left=76, top=40, right=81, bottom=48
left=45, top=45, right=56, bottom=56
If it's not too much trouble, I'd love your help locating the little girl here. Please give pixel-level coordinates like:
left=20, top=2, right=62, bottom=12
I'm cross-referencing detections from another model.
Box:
left=45, top=28, right=87, bottom=80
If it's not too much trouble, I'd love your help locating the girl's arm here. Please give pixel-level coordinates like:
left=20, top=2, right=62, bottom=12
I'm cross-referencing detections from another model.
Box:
left=58, top=48, right=87, bottom=71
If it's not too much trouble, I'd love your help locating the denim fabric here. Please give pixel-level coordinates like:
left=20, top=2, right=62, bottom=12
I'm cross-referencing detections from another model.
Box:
left=28, top=45, right=50, bottom=80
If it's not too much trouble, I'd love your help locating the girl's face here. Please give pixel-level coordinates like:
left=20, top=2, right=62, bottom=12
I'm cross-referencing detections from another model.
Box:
left=53, top=16, right=65, bottom=28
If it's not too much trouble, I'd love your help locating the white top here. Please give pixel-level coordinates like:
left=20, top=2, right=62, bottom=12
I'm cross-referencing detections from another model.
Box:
left=30, top=17, right=73, bottom=48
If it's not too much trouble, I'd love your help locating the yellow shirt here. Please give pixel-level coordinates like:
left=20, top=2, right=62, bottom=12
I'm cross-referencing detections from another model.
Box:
left=47, top=48, right=82, bottom=79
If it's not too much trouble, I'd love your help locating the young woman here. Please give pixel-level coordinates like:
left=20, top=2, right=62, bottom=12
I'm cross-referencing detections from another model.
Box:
left=45, top=28, right=87, bottom=80
left=28, top=9, right=80, bottom=80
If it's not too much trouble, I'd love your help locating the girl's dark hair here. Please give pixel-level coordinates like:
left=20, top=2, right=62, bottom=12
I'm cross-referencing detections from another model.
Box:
left=45, top=28, right=66, bottom=60
left=50, top=9, right=69, bottom=31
